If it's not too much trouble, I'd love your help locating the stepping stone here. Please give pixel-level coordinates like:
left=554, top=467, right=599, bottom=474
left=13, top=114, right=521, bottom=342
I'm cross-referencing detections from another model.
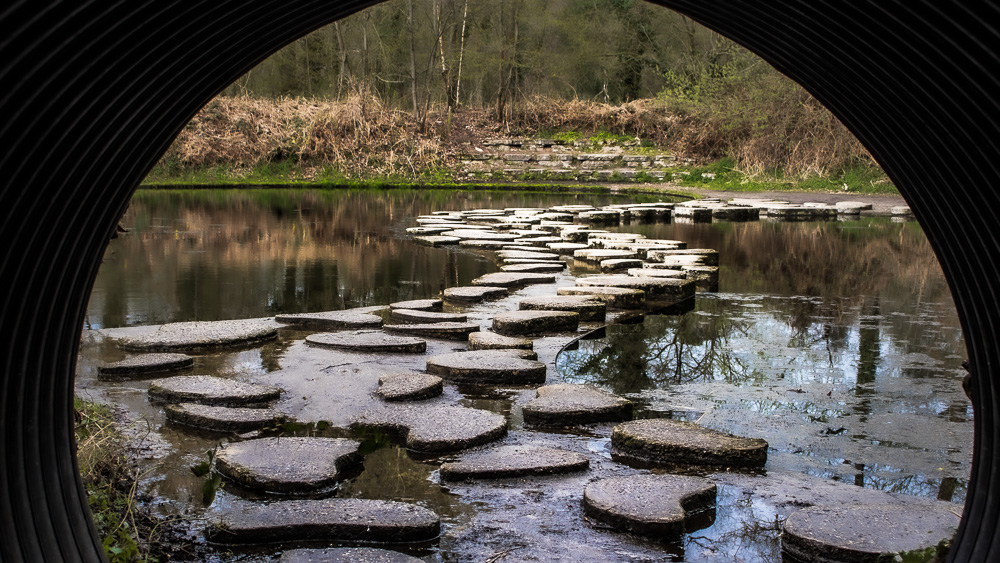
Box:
left=645, top=254, right=708, bottom=268
left=611, top=419, right=768, bottom=469
left=781, top=503, right=960, bottom=563
left=518, top=295, right=607, bottom=322
left=512, top=236, right=563, bottom=246
left=413, top=235, right=460, bottom=246
left=206, top=498, right=440, bottom=544
left=117, top=319, right=278, bottom=352
left=276, top=310, right=383, bottom=330
left=557, top=286, right=646, bottom=309
left=583, top=474, right=717, bottom=537
left=442, top=285, right=508, bottom=303
left=682, top=265, right=719, bottom=283
left=549, top=204, right=596, bottom=214
left=405, top=226, right=453, bottom=235
left=164, top=403, right=283, bottom=433
left=439, top=445, right=589, bottom=481
left=522, top=384, right=632, bottom=425
left=545, top=242, right=589, bottom=254
left=390, top=309, right=467, bottom=323
left=281, top=547, right=423, bottom=563
left=560, top=229, right=606, bottom=243
left=383, top=321, right=479, bottom=340
left=148, top=375, right=281, bottom=406
left=389, top=298, right=442, bottom=311
left=492, top=310, right=580, bottom=335
left=305, top=331, right=426, bottom=353
left=627, top=268, right=686, bottom=279
left=891, top=205, right=914, bottom=216
left=441, top=229, right=520, bottom=241
left=500, top=262, right=565, bottom=273
left=495, top=250, right=560, bottom=261
left=600, top=258, right=642, bottom=272
left=502, top=245, right=559, bottom=253
left=501, top=258, right=565, bottom=265
left=468, top=331, right=533, bottom=351
left=375, top=372, right=443, bottom=401
left=426, top=350, right=546, bottom=385
left=573, top=249, right=640, bottom=263
left=98, top=353, right=193, bottom=379
left=834, top=200, right=873, bottom=211
left=459, top=239, right=515, bottom=250
left=215, top=437, right=362, bottom=494
left=576, top=275, right=695, bottom=301
left=471, top=272, right=556, bottom=288
left=352, top=404, right=507, bottom=452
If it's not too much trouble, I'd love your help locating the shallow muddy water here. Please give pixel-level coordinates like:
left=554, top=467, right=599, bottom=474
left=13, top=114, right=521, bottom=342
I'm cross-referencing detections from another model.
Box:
left=76, top=189, right=969, bottom=562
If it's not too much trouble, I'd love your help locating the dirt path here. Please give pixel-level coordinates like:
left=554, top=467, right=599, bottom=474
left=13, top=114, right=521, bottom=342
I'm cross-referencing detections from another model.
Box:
left=614, top=183, right=907, bottom=213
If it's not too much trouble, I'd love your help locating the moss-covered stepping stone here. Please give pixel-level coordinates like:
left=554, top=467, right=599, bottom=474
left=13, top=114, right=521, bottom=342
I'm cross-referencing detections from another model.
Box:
left=518, top=295, right=606, bottom=322
left=390, top=309, right=468, bottom=323
left=426, top=350, right=546, bottom=385
left=352, top=404, right=507, bottom=453
left=442, top=285, right=508, bottom=303
left=468, top=331, right=533, bottom=351
left=164, top=403, right=284, bottom=432
left=117, top=319, right=277, bottom=352
left=375, top=372, right=444, bottom=401
left=576, top=275, right=694, bottom=301
left=611, top=419, right=768, bottom=469
left=275, top=309, right=383, bottom=330
left=304, top=331, right=426, bottom=353
left=492, top=310, right=579, bottom=335
left=383, top=321, right=479, bottom=340
left=281, top=547, right=423, bottom=563
left=471, top=272, right=557, bottom=288
left=215, top=437, right=361, bottom=494
left=148, top=375, right=281, bottom=406
left=583, top=474, right=717, bottom=537
left=439, top=445, right=589, bottom=481
left=557, top=286, right=646, bottom=309
left=388, top=298, right=442, bottom=311
left=98, top=353, right=193, bottom=379
left=522, top=384, right=632, bottom=425
left=500, top=262, right=566, bottom=273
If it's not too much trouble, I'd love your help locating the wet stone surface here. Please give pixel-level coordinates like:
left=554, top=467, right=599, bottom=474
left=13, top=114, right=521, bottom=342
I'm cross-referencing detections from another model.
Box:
left=439, top=445, right=590, bottom=481
left=388, top=298, right=442, bottom=311
left=576, top=275, right=695, bottom=301
left=518, top=295, right=607, bottom=322
left=382, top=321, right=480, bottom=340
left=600, top=258, right=643, bottom=272
left=375, top=372, right=444, bottom=401
left=116, top=319, right=278, bottom=352
left=426, top=350, right=547, bottom=385
left=352, top=404, right=507, bottom=453
left=556, top=286, right=646, bottom=309
left=413, top=235, right=460, bottom=246
left=441, top=229, right=521, bottom=241
left=98, top=352, right=193, bottom=379
left=442, top=285, right=508, bottom=303
left=492, top=310, right=580, bottom=336
left=467, top=331, right=534, bottom=350
left=500, top=262, right=566, bottom=273
left=612, top=419, right=768, bottom=469
left=275, top=309, right=383, bottom=330
left=305, top=331, right=427, bottom=353
left=647, top=248, right=719, bottom=266
left=522, top=383, right=632, bottom=425
left=627, top=268, right=686, bottom=279
left=390, top=309, right=468, bottom=323
left=471, top=272, right=557, bottom=288
left=573, top=248, right=640, bottom=263
left=148, top=375, right=281, bottom=407
left=280, top=547, right=424, bottom=563
left=207, top=498, right=440, bottom=544
left=215, top=437, right=362, bottom=494
left=164, top=403, right=284, bottom=433
left=583, top=474, right=717, bottom=538
left=494, top=250, right=560, bottom=261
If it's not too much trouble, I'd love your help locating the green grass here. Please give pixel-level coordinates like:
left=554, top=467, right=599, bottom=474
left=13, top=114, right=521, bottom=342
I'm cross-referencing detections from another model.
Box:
left=667, top=158, right=897, bottom=194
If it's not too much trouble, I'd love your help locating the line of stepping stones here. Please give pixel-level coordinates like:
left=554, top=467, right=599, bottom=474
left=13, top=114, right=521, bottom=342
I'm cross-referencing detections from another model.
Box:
left=99, top=201, right=950, bottom=561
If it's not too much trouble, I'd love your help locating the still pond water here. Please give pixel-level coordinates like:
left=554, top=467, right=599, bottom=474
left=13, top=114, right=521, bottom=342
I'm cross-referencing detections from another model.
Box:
left=78, top=189, right=970, bottom=561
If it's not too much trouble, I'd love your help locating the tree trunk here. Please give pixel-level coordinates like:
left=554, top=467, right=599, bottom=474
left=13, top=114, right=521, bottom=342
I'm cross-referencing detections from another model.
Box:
left=407, top=0, right=421, bottom=128
left=455, top=0, right=468, bottom=107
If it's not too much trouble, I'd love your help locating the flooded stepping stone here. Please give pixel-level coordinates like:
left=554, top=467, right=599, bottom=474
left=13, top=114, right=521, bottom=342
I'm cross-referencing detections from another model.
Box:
left=682, top=265, right=720, bottom=283
left=352, top=404, right=507, bottom=453
left=206, top=498, right=440, bottom=544
left=611, top=419, right=768, bottom=469
left=545, top=242, right=589, bottom=254
left=781, top=503, right=959, bottom=563
left=492, top=310, right=580, bottom=335
left=468, top=331, right=533, bottom=350
left=600, top=258, right=642, bottom=272
left=375, top=372, right=443, bottom=401
left=148, top=375, right=281, bottom=406
left=441, top=229, right=520, bottom=241
left=471, top=272, right=557, bottom=288
left=215, top=437, right=362, bottom=494
left=518, top=295, right=606, bottom=322
left=442, top=285, right=508, bottom=303
left=500, top=262, right=566, bottom=273
left=98, top=352, right=193, bottom=379
left=117, top=319, right=278, bottom=352
left=426, top=350, right=546, bottom=385
left=413, top=235, right=460, bottom=246
left=522, top=384, right=632, bottom=425
left=383, top=321, right=479, bottom=340
left=458, top=239, right=515, bottom=250
left=281, top=547, right=423, bottom=563
left=164, top=403, right=284, bottom=433
left=439, top=445, right=589, bottom=481
left=557, top=286, right=646, bottom=309
left=627, top=268, right=686, bottom=279
left=389, top=298, right=442, bottom=311
left=573, top=249, right=640, bottom=263
left=405, top=226, right=453, bottom=235
left=390, top=309, right=468, bottom=323
left=576, top=275, right=695, bottom=301
left=276, top=309, right=383, bottom=330
left=305, top=331, right=426, bottom=353
left=583, top=474, right=717, bottom=538
left=495, top=250, right=560, bottom=261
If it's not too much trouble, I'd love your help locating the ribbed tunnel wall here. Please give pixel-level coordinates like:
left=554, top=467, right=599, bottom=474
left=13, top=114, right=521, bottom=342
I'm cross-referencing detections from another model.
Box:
left=1, top=2, right=997, bottom=561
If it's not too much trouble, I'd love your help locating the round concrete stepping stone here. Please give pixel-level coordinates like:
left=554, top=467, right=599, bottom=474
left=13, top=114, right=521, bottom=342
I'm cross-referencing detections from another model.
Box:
left=834, top=200, right=873, bottom=211
left=426, top=350, right=546, bottom=385
left=560, top=229, right=607, bottom=243
left=557, top=286, right=646, bottom=309
left=891, top=205, right=914, bottom=216
left=383, top=321, right=479, bottom=340
left=164, top=403, right=283, bottom=432
left=518, top=295, right=606, bottom=322
left=781, top=503, right=959, bottom=563
left=522, top=384, right=632, bottom=425
left=389, top=298, right=442, bottom=311
left=512, top=236, right=563, bottom=246
left=500, top=262, right=566, bottom=273
left=305, top=331, right=426, bottom=353
left=458, top=239, right=515, bottom=250
left=583, top=474, right=717, bottom=537
left=545, top=242, right=589, bottom=254
left=576, top=275, right=695, bottom=301
left=98, top=353, right=193, bottom=379
left=647, top=248, right=719, bottom=266
left=611, top=419, right=768, bottom=469
left=468, top=331, right=533, bottom=351
left=276, top=310, right=383, bottom=330
left=494, top=250, right=560, bottom=261
left=600, top=258, right=643, bottom=272
left=682, top=265, right=719, bottom=283
left=405, top=226, right=453, bottom=235
left=492, top=310, right=580, bottom=335
left=413, top=235, right=460, bottom=246
left=441, top=229, right=520, bottom=241
left=439, top=445, right=589, bottom=481
left=442, top=285, right=508, bottom=303
left=471, top=272, right=557, bottom=288
left=648, top=255, right=708, bottom=268
left=352, top=404, right=507, bottom=453
left=117, top=319, right=278, bottom=352
left=573, top=249, right=640, bottom=263
left=148, top=375, right=281, bottom=406
left=390, top=309, right=468, bottom=323
left=549, top=204, right=596, bottom=213
left=501, top=258, right=565, bottom=265
left=375, top=372, right=443, bottom=401
left=215, top=437, right=362, bottom=494
left=627, top=268, right=686, bottom=279
left=281, top=547, right=423, bottom=563
left=206, top=498, right=440, bottom=544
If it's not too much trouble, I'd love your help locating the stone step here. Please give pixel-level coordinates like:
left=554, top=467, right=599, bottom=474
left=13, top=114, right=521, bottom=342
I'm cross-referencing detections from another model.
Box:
left=492, top=310, right=580, bottom=335
left=98, top=353, right=193, bottom=380
left=426, top=349, right=546, bottom=385
left=382, top=321, right=480, bottom=341
left=215, top=437, right=362, bottom=494
left=352, top=404, right=507, bottom=453
left=375, top=372, right=444, bottom=401
left=276, top=309, right=383, bottom=330
left=522, top=384, right=632, bottom=425
left=280, top=547, right=423, bottom=563
left=389, top=309, right=468, bottom=324
left=148, top=375, right=281, bottom=407
left=442, top=285, right=508, bottom=303
left=439, top=445, right=589, bottom=481
left=556, top=286, right=646, bottom=309
left=575, top=275, right=695, bottom=301
left=611, top=419, right=768, bottom=469
left=517, top=295, right=607, bottom=322
left=388, top=298, right=442, bottom=311
left=164, top=403, right=284, bottom=433
left=116, top=319, right=278, bottom=352
left=305, top=331, right=427, bottom=353
left=471, top=272, right=557, bottom=288
left=583, top=474, right=717, bottom=538
left=467, top=331, right=534, bottom=351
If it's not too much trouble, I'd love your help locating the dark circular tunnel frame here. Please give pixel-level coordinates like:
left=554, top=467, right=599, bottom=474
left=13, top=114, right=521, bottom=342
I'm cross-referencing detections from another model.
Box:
left=1, top=1, right=997, bottom=561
